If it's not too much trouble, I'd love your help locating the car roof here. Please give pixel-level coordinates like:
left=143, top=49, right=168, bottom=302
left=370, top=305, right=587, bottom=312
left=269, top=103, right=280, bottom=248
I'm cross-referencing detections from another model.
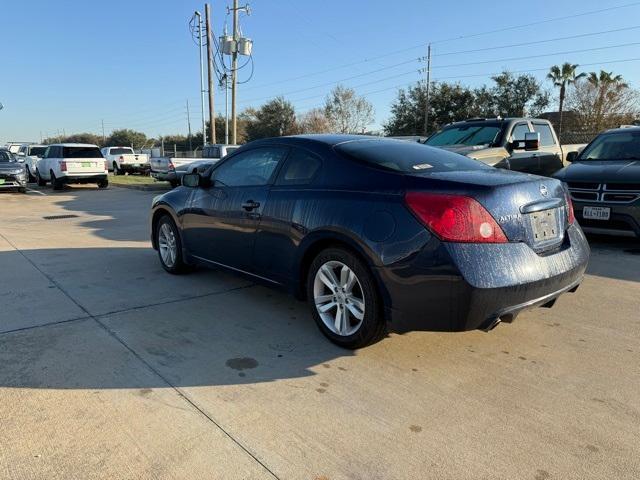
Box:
left=48, top=143, right=100, bottom=148
left=106, top=145, right=134, bottom=148
left=602, top=126, right=640, bottom=134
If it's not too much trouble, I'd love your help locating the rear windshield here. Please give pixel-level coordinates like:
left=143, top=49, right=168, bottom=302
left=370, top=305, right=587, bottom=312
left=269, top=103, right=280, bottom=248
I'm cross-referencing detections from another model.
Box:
left=29, top=146, right=46, bottom=156
left=62, top=147, right=103, bottom=158
left=425, top=123, right=503, bottom=147
left=335, top=139, right=489, bottom=173
left=109, top=147, right=134, bottom=155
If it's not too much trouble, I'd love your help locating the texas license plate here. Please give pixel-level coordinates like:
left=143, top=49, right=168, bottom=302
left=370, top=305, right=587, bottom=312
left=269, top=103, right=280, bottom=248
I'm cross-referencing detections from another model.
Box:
left=583, top=206, right=610, bottom=220
left=530, top=209, right=559, bottom=243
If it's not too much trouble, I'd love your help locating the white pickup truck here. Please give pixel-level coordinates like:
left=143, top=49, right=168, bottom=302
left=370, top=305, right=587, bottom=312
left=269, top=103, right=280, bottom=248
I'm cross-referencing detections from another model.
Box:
left=101, top=146, right=149, bottom=175
left=150, top=144, right=239, bottom=187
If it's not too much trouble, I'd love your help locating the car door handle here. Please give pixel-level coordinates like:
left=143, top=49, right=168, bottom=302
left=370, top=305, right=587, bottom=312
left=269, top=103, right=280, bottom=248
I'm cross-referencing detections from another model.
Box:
left=242, top=200, right=260, bottom=211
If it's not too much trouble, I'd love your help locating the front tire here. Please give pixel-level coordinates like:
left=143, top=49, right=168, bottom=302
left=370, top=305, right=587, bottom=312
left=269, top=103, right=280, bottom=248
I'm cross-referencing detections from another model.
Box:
left=307, top=247, right=386, bottom=349
left=26, top=166, right=35, bottom=183
left=156, top=215, right=189, bottom=274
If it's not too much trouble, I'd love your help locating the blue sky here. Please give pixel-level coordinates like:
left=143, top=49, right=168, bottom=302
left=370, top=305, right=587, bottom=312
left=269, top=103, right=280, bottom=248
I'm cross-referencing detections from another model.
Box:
left=1, top=0, right=639, bottom=142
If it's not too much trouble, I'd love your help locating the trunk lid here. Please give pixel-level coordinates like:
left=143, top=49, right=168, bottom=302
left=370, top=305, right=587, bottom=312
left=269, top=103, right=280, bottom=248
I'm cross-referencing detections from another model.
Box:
left=405, top=169, right=570, bottom=252
left=64, top=158, right=105, bottom=175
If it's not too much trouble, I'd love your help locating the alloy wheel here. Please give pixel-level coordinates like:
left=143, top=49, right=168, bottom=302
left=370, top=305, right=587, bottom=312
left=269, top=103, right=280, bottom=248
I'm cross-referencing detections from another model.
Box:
left=313, top=260, right=365, bottom=336
left=158, top=223, right=177, bottom=268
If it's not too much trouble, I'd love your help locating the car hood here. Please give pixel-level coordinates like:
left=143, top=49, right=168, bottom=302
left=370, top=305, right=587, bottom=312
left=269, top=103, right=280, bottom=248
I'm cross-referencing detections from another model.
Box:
left=0, top=163, right=23, bottom=172
left=555, top=160, right=640, bottom=183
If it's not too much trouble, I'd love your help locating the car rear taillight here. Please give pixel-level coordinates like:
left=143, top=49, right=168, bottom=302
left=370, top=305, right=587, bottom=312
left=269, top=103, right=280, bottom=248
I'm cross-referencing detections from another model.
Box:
left=60, top=161, right=67, bottom=172
left=119, top=155, right=124, bottom=161
left=404, top=192, right=508, bottom=243
left=168, top=162, right=175, bottom=170
left=565, top=193, right=575, bottom=224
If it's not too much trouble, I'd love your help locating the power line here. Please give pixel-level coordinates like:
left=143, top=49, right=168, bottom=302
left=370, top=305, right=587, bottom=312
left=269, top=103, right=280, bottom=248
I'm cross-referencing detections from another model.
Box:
left=430, top=41, right=640, bottom=69
left=432, top=25, right=640, bottom=57
left=242, top=3, right=640, bottom=91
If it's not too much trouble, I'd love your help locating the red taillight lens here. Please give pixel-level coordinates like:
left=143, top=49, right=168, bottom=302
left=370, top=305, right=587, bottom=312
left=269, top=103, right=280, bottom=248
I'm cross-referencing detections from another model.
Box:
left=60, top=161, right=67, bottom=172
left=168, top=162, right=175, bottom=170
left=119, top=155, right=124, bottom=161
left=566, top=193, right=575, bottom=224
left=405, top=192, right=508, bottom=243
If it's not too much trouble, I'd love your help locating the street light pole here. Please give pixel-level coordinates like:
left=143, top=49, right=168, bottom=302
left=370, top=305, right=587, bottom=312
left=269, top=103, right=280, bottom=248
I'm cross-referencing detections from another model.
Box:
left=231, top=0, right=239, bottom=145
left=205, top=3, right=216, bottom=145
left=423, top=43, right=432, bottom=136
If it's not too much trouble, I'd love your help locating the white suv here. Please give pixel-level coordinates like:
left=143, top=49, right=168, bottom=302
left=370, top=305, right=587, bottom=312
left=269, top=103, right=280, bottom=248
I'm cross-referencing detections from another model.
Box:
left=36, top=143, right=108, bottom=190
left=16, top=144, right=47, bottom=182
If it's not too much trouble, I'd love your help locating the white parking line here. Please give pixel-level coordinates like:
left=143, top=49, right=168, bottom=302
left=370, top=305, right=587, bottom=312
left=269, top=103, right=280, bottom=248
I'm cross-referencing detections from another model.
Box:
left=27, top=188, right=47, bottom=196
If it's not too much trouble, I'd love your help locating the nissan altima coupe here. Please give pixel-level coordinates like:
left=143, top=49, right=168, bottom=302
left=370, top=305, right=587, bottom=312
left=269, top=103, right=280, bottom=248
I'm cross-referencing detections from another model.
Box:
left=150, top=135, right=590, bottom=348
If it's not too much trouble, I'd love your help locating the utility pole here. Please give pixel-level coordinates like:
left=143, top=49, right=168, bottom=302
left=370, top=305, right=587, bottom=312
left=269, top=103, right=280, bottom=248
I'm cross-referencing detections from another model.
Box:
left=423, top=44, right=432, bottom=136
left=101, top=119, right=106, bottom=145
left=205, top=3, right=216, bottom=145
left=224, top=75, right=229, bottom=144
left=195, top=11, right=207, bottom=148
left=186, top=99, right=193, bottom=153
left=231, top=0, right=239, bottom=145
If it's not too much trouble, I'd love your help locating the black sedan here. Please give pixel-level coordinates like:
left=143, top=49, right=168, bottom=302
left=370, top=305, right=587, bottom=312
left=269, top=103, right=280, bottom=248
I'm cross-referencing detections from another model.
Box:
left=555, top=126, right=640, bottom=238
left=150, top=135, right=590, bottom=348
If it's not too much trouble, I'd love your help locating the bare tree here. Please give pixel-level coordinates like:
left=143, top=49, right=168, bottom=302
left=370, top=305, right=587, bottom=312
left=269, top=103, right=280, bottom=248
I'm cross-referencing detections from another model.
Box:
left=324, top=85, right=374, bottom=134
left=298, top=108, right=332, bottom=134
left=567, top=71, right=639, bottom=133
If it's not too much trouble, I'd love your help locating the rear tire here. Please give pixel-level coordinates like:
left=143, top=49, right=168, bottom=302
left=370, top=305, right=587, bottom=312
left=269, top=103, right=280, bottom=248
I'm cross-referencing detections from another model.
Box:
left=50, top=171, right=62, bottom=190
left=36, top=169, right=46, bottom=186
left=113, top=162, right=120, bottom=175
left=156, top=215, right=189, bottom=274
left=97, top=178, right=109, bottom=189
left=170, top=180, right=179, bottom=189
left=307, top=247, right=386, bottom=349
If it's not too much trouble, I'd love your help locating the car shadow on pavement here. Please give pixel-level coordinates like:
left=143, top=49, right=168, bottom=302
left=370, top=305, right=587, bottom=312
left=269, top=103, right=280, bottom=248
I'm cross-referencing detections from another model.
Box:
left=46, top=185, right=154, bottom=243
left=0, top=246, right=355, bottom=391
left=584, top=233, right=640, bottom=283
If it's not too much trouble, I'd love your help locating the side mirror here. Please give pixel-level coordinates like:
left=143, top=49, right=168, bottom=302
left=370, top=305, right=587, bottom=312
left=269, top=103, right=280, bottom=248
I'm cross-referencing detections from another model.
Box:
left=182, top=173, right=211, bottom=188
left=566, top=151, right=579, bottom=163
left=182, top=173, right=200, bottom=188
left=524, top=132, right=540, bottom=151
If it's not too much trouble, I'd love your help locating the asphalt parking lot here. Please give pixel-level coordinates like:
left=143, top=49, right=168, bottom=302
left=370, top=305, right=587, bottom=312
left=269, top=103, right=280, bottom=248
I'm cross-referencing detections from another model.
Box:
left=1, top=185, right=639, bottom=480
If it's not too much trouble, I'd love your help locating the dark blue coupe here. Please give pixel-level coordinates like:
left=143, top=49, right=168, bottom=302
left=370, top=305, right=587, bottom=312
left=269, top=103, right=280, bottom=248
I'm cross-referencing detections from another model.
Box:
left=150, top=135, right=589, bottom=348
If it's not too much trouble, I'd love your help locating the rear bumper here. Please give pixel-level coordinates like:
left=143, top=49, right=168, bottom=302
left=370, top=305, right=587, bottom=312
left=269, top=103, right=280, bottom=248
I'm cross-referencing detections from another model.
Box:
left=378, top=224, right=590, bottom=333
left=116, top=163, right=150, bottom=172
left=59, top=174, right=108, bottom=184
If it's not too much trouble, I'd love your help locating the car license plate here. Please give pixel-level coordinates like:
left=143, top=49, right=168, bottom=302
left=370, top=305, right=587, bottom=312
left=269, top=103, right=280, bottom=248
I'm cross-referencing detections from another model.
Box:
left=530, top=208, right=559, bottom=243
left=82, top=162, right=92, bottom=167
left=0, top=179, right=5, bottom=185
left=583, top=206, right=610, bottom=220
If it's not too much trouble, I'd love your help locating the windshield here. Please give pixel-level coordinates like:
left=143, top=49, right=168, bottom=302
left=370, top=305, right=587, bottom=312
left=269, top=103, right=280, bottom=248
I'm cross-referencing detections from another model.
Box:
left=62, top=147, right=103, bottom=158
left=0, top=151, right=16, bottom=163
left=110, top=148, right=134, bottom=155
left=580, top=131, right=640, bottom=161
left=425, top=124, right=502, bottom=147
left=336, top=139, right=489, bottom=173
left=29, top=146, right=47, bottom=157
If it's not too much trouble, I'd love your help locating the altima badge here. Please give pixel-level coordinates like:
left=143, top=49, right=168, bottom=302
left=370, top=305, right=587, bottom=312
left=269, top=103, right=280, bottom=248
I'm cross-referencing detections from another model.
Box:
left=540, top=184, right=549, bottom=197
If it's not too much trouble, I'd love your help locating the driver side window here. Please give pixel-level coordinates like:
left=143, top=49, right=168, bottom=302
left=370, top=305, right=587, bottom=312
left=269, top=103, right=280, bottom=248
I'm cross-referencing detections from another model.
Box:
left=511, top=123, right=530, bottom=141
left=213, top=147, right=288, bottom=187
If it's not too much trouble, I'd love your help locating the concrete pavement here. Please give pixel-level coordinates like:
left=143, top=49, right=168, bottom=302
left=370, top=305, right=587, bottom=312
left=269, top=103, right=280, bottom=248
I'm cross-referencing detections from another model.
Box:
left=1, top=185, right=639, bottom=479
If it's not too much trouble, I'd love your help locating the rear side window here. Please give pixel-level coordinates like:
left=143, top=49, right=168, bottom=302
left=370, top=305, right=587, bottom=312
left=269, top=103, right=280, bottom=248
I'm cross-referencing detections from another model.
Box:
left=276, top=148, right=321, bottom=185
left=62, top=147, right=103, bottom=158
left=336, top=139, right=489, bottom=173
left=532, top=123, right=556, bottom=146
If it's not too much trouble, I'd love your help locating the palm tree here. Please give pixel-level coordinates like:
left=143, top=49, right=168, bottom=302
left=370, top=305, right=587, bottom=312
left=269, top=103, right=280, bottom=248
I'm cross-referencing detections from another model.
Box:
left=587, top=71, right=629, bottom=125
left=547, top=63, right=585, bottom=136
